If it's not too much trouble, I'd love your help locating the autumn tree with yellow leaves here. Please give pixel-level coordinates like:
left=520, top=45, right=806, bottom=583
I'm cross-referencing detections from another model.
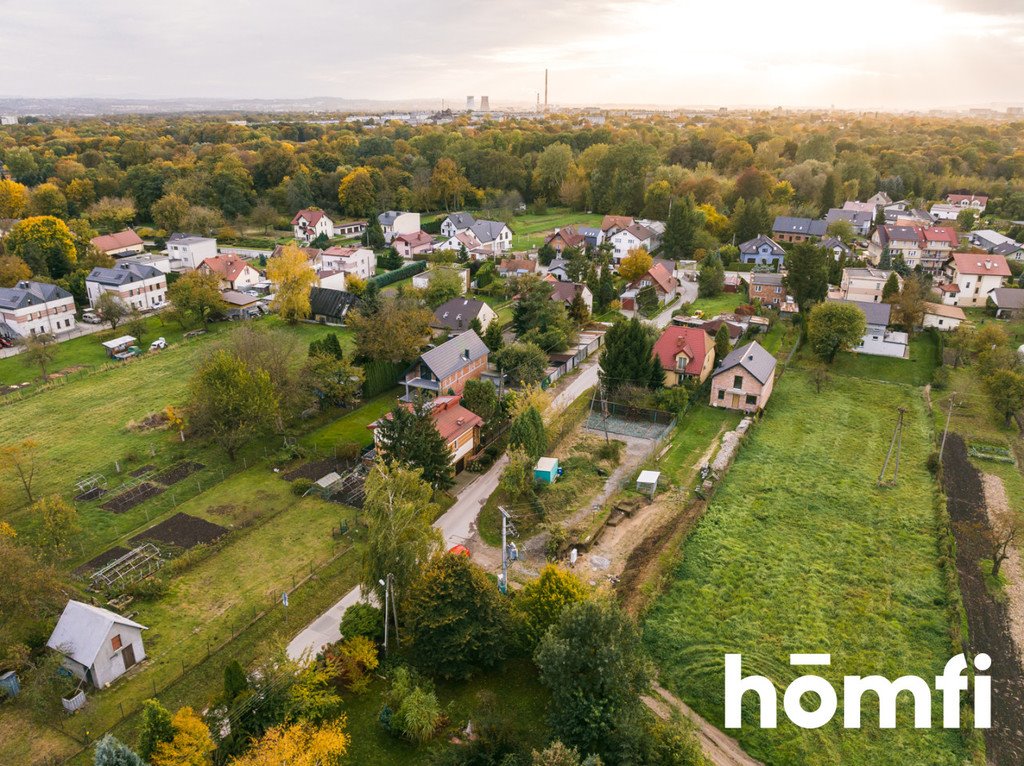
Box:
left=267, top=245, right=317, bottom=323
left=149, top=707, right=216, bottom=766
left=228, top=721, right=349, bottom=766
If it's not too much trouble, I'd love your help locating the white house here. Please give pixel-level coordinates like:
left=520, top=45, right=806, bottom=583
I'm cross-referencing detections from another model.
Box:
left=610, top=223, right=655, bottom=264
left=922, top=302, right=966, bottom=331
left=197, top=255, right=261, bottom=291
left=946, top=194, right=988, bottom=212
left=0, top=281, right=77, bottom=339
left=378, top=211, right=421, bottom=243
left=320, top=246, right=376, bottom=280
left=938, top=252, right=1011, bottom=307
left=166, top=234, right=217, bottom=272
left=47, top=601, right=147, bottom=689
left=439, top=212, right=512, bottom=253
left=838, top=267, right=902, bottom=303
left=929, top=203, right=962, bottom=222
left=86, top=263, right=168, bottom=311
left=830, top=299, right=908, bottom=359
left=292, top=209, right=334, bottom=243
left=440, top=212, right=478, bottom=238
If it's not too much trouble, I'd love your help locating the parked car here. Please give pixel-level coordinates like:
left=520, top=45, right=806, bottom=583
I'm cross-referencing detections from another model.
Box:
left=81, top=311, right=102, bottom=324
left=150, top=337, right=167, bottom=351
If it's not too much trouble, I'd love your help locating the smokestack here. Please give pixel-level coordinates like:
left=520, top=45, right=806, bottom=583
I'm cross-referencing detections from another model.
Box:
left=480, top=95, right=489, bottom=111
left=544, top=69, right=548, bottom=112
left=466, top=95, right=475, bottom=111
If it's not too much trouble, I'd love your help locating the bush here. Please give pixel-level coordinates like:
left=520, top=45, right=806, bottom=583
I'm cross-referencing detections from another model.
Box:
left=926, top=451, right=941, bottom=476
left=932, top=365, right=950, bottom=390
left=339, top=602, right=384, bottom=644
left=370, top=260, right=426, bottom=288
left=594, top=440, right=624, bottom=463
left=291, top=478, right=314, bottom=496
left=336, top=442, right=362, bottom=462
left=381, top=666, right=442, bottom=743
left=125, top=576, right=169, bottom=601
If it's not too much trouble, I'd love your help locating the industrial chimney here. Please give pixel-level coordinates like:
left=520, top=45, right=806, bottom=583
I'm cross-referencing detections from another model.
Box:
left=466, top=95, right=475, bottom=111
left=480, top=95, right=489, bottom=111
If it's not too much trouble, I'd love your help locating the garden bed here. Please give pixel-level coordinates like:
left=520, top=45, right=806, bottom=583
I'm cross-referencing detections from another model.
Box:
left=129, top=512, right=228, bottom=550
left=153, top=461, right=205, bottom=486
left=74, top=486, right=108, bottom=502
left=129, top=464, right=156, bottom=477
left=283, top=457, right=358, bottom=482
left=101, top=482, right=165, bottom=513
left=74, top=546, right=130, bottom=576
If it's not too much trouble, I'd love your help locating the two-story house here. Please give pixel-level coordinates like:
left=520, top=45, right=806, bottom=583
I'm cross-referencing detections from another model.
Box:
left=320, top=246, right=376, bottom=281
left=86, top=263, right=168, bottom=311
left=947, top=194, right=988, bottom=213
left=393, top=230, right=435, bottom=258
left=402, top=329, right=489, bottom=401
left=748, top=272, right=787, bottom=308
left=369, top=395, right=483, bottom=473
left=837, top=267, right=902, bottom=303
left=919, top=226, right=959, bottom=272
left=610, top=223, right=655, bottom=264
left=544, top=226, right=588, bottom=255
left=653, top=326, right=715, bottom=386
left=738, top=235, right=786, bottom=267
left=378, top=211, right=421, bottom=243
left=292, top=209, right=334, bottom=243
left=431, top=298, right=497, bottom=336
left=868, top=225, right=922, bottom=267
left=620, top=263, right=677, bottom=310
left=166, top=233, right=217, bottom=272
left=938, top=252, right=1011, bottom=307
left=549, top=281, right=593, bottom=313
left=772, top=216, right=827, bottom=244
left=197, top=254, right=261, bottom=291
left=829, top=298, right=907, bottom=358
left=825, top=208, right=873, bottom=237
left=0, top=280, right=77, bottom=339
left=710, top=341, right=777, bottom=413
left=439, top=213, right=512, bottom=253
left=600, top=215, right=634, bottom=238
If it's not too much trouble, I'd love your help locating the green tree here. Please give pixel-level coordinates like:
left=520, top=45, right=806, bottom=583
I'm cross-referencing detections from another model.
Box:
left=151, top=193, right=191, bottom=233
left=818, top=173, right=839, bottom=216
left=825, top=218, right=854, bottom=241
left=19, top=332, right=57, bottom=380
left=374, top=397, right=454, bottom=489
left=300, top=352, right=364, bottom=411
left=424, top=269, right=464, bottom=308
left=406, top=554, right=508, bottom=680
left=0, top=255, right=31, bottom=287
left=514, top=565, right=588, bottom=650
left=986, top=369, right=1024, bottom=426
left=483, top=320, right=505, bottom=352
left=512, top=276, right=574, bottom=352
left=784, top=241, right=830, bottom=318
left=596, top=267, right=617, bottom=313
left=730, top=198, right=771, bottom=243
left=533, top=143, right=575, bottom=200
left=509, top=406, right=547, bottom=460
left=661, top=196, right=700, bottom=259
left=168, top=270, right=223, bottom=327
left=339, top=602, right=384, bottom=644
left=29, top=183, right=69, bottom=219
left=599, top=317, right=664, bottom=391
left=85, top=196, right=136, bottom=233
left=308, top=332, right=344, bottom=360
left=893, top=274, right=926, bottom=336
left=956, top=208, right=977, bottom=231
left=461, top=378, right=499, bottom=422
left=96, top=291, right=128, bottom=330
left=568, top=290, right=590, bottom=324
left=348, top=296, right=431, bottom=363
left=378, top=247, right=403, bottom=271
left=32, top=494, right=81, bottom=560
left=499, top=447, right=535, bottom=501
left=807, top=301, right=867, bottom=363
left=93, top=735, right=145, bottom=766
left=714, top=324, right=730, bottom=360
left=494, top=341, right=550, bottom=386
left=697, top=252, right=725, bottom=298
left=6, top=216, right=77, bottom=278
left=137, top=699, right=175, bottom=762
left=636, top=284, right=658, bottom=315
left=363, top=215, right=386, bottom=249
left=881, top=272, right=900, bottom=302
left=338, top=168, right=378, bottom=216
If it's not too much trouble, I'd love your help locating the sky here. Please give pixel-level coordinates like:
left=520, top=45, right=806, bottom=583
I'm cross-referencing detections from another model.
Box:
left=2, top=0, right=1023, bottom=110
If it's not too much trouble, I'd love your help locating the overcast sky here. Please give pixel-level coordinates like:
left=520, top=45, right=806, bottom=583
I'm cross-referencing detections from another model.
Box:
left=2, top=0, right=1023, bottom=110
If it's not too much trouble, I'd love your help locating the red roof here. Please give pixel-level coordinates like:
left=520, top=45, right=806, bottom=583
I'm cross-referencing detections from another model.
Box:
left=395, top=230, right=434, bottom=248
left=291, top=209, right=328, bottom=226
left=199, top=254, right=255, bottom=283
left=633, top=262, right=677, bottom=295
left=546, top=226, right=586, bottom=248
left=922, top=226, right=957, bottom=245
left=368, top=395, right=482, bottom=446
left=601, top=215, right=634, bottom=233
left=653, top=326, right=709, bottom=376
left=947, top=194, right=988, bottom=206
left=90, top=229, right=143, bottom=252
left=950, top=252, right=1011, bottom=277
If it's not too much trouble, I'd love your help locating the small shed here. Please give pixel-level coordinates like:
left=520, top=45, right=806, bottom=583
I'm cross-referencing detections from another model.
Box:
left=534, top=456, right=560, bottom=484
left=636, top=470, right=661, bottom=497
left=101, top=335, right=136, bottom=357
left=0, top=670, right=20, bottom=698
left=46, top=601, right=147, bottom=689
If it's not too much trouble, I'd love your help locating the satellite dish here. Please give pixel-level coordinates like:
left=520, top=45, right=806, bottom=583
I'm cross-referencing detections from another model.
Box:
left=569, top=548, right=578, bottom=566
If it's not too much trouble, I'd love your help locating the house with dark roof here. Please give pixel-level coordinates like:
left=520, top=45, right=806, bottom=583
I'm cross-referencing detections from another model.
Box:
left=653, top=326, right=715, bottom=385
left=402, top=329, right=489, bottom=401
left=988, top=288, right=1024, bottom=319
left=309, top=286, right=362, bottom=325
left=439, top=212, right=512, bottom=252
left=738, top=235, right=786, bottom=266
left=86, top=262, right=167, bottom=311
left=772, top=216, right=827, bottom=243
left=432, top=298, right=497, bottom=335
left=820, top=236, right=852, bottom=261
left=828, top=298, right=907, bottom=358
left=378, top=211, right=421, bottom=243
left=748, top=271, right=787, bottom=308
left=90, top=229, right=144, bottom=257
left=292, top=209, right=334, bottom=243
left=0, top=280, right=77, bottom=339
left=545, top=226, right=587, bottom=255
left=549, top=281, right=593, bottom=313
left=710, top=341, right=777, bottom=412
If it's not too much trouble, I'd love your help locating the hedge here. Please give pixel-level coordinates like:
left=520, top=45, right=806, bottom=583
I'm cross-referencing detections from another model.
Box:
left=371, top=260, right=426, bottom=287
left=362, top=359, right=407, bottom=398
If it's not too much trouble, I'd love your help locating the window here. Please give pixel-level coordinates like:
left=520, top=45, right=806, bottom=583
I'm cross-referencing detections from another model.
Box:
left=111, top=634, right=122, bottom=651
left=717, top=390, right=725, bottom=400
left=733, top=375, right=743, bottom=388
left=745, top=394, right=758, bottom=406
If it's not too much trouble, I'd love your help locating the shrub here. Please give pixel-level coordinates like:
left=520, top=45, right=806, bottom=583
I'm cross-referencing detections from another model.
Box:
left=291, top=478, right=314, bottom=496
left=932, top=365, right=950, bottom=390
left=125, top=576, right=169, bottom=601
left=339, top=602, right=384, bottom=644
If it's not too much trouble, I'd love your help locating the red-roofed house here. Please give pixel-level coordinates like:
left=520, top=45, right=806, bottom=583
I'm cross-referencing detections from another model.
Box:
left=920, top=226, right=959, bottom=272
left=653, top=326, right=715, bottom=386
left=601, top=215, right=634, bottom=237
left=544, top=226, right=587, bottom=255
left=939, top=252, right=1011, bottom=306
left=197, top=255, right=261, bottom=291
left=91, top=229, right=145, bottom=257
left=947, top=194, right=988, bottom=212
left=368, top=395, right=483, bottom=472
left=620, top=262, right=678, bottom=310
left=393, top=230, right=435, bottom=259
left=291, top=209, right=334, bottom=243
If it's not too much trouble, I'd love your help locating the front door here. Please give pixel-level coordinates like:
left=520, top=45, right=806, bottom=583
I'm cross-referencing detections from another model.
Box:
left=121, top=643, right=136, bottom=670
left=730, top=393, right=740, bottom=409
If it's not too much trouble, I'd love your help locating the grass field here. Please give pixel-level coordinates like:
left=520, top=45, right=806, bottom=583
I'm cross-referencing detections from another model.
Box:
left=655, top=404, right=743, bottom=483
left=689, top=291, right=746, bottom=317
left=794, top=331, right=939, bottom=387
left=508, top=209, right=603, bottom=250
left=644, top=371, right=967, bottom=765
left=302, top=389, right=400, bottom=450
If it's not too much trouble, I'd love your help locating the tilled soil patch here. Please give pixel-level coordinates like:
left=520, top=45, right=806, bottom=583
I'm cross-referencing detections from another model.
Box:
left=101, top=482, right=164, bottom=513
left=74, top=546, right=129, bottom=576
left=129, top=464, right=156, bottom=477
left=943, top=434, right=1024, bottom=765
left=75, top=486, right=108, bottom=502
left=129, top=512, right=227, bottom=550
left=153, top=461, right=205, bottom=486
left=283, top=457, right=357, bottom=482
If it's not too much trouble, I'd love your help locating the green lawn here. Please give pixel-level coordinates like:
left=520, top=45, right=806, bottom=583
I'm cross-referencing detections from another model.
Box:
left=509, top=209, right=603, bottom=250
left=795, top=331, right=939, bottom=387
left=302, top=389, right=401, bottom=451
left=643, top=371, right=967, bottom=765
left=689, top=291, right=745, bottom=317
left=655, top=404, right=743, bottom=484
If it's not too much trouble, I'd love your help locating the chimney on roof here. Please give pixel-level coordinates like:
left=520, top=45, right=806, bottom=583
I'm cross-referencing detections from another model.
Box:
left=985, top=260, right=992, bottom=270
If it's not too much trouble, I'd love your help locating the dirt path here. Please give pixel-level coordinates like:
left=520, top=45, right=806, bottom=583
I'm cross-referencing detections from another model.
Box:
left=981, top=473, right=1024, bottom=673
left=643, top=682, right=765, bottom=766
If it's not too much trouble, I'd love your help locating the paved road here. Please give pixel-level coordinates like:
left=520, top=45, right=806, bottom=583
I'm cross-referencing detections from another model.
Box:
left=286, top=358, right=602, bottom=660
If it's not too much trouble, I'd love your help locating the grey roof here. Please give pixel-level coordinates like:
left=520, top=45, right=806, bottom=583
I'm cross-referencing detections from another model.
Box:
left=548, top=257, right=569, bottom=271
left=825, top=208, right=873, bottom=227
left=577, top=226, right=602, bottom=238
left=971, top=229, right=1015, bottom=248
left=738, top=234, right=786, bottom=256
left=47, top=600, right=146, bottom=669
left=0, top=280, right=72, bottom=310
left=991, top=288, right=1024, bottom=310
left=419, top=329, right=488, bottom=379
left=87, top=262, right=163, bottom=286
left=772, top=216, right=827, bottom=237
left=167, top=232, right=213, bottom=246
left=433, top=298, right=488, bottom=330
left=309, top=286, right=361, bottom=319
left=829, top=297, right=891, bottom=326
left=444, top=212, right=477, bottom=230
left=820, top=236, right=851, bottom=254
left=993, top=242, right=1024, bottom=256
left=716, top=341, right=776, bottom=384
left=378, top=210, right=408, bottom=226
left=469, top=218, right=509, bottom=243
left=749, top=272, right=784, bottom=286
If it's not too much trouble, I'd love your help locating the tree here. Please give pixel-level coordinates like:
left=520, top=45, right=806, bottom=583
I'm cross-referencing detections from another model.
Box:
left=483, top=320, right=505, bottom=352
left=500, top=447, right=535, bottom=501
left=406, top=553, right=508, bottom=680
left=714, top=324, right=730, bottom=360
left=96, top=291, right=129, bottom=330
left=956, top=208, right=977, bottom=231
left=6, top=216, right=77, bottom=278
left=309, top=332, right=345, bottom=360
left=825, top=218, right=854, bottom=242
left=881, top=272, right=900, bottom=302
left=149, top=706, right=215, bottom=766
left=494, top=341, right=549, bottom=386
left=0, top=178, right=29, bottom=218
left=818, top=173, right=839, bottom=216
left=378, top=246, right=403, bottom=271
left=2, top=438, right=40, bottom=504
left=339, top=601, right=384, bottom=644
left=514, top=565, right=588, bottom=650
left=784, top=241, right=830, bottom=318
left=267, top=244, right=318, bottom=323
left=986, top=369, right=1024, bottom=426
left=596, top=267, right=617, bottom=313
left=167, top=270, right=224, bottom=327
left=636, top=284, right=658, bottom=315
left=730, top=198, right=771, bottom=243
left=138, top=699, right=175, bottom=762
left=338, top=168, right=378, bottom=216
left=697, top=252, right=725, bottom=298
left=535, top=599, right=651, bottom=759
left=893, top=275, right=926, bottom=335
left=93, top=735, right=145, bottom=766
left=188, top=350, right=279, bottom=459
left=568, top=290, right=590, bottom=324
left=124, top=308, right=148, bottom=344
left=363, top=215, right=386, bottom=249
left=512, top=276, right=574, bottom=352
left=807, top=301, right=867, bottom=363
left=430, top=157, right=474, bottom=211
left=20, top=332, right=57, bottom=380
left=300, top=352, right=364, bottom=411
left=360, top=461, right=442, bottom=606
left=599, top=317, right=664, bottom=391
left=533, top=143, right=575, bottom=200
left=374, top=397, right=454, bottom=489
left=223, top=660, right=248, bottom=702
left=348, top=296, right=431, bottom=363
left=228, top=722, right=349, bottom=766
left=0, top=532, right=65, bottom=658
left=424, top=269, right=464, bottom=308
left=86, top=197, right=136, bottom=233
left=32, top=494, right=80, bottom=559
left=661, top=196, right=700, bottom=259
left=509, top=406, right=547, bottom=460
left=988, top=514, right=1019, bottom=579
left=531, top=742, right=590, bottom=766
left=0, top=255, right=31, bottom=287
left=151, top=193, right=191, bottom=233
left=461, top=378, right=499, bottom=422
left=618, top=248, right=653, bottom=282
left=30, top=183, right=69, bottom=219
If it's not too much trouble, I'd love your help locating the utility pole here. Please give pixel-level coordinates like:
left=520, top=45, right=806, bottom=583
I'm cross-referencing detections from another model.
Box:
left=380, top=577, right=389, bottom=654
left=938, top=395, right=958, bottom=463
left=499, top=507, right=511, bottom=594
left=878, top=406, right=906, bottom=486
left=378, top=574, right=399, bottom=654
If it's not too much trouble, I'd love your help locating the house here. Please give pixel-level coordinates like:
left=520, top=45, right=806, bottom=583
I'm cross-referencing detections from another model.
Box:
left=947, top=194, right=988, bottom=212
left=197, top=255, right=261, bottom=291
left=0, top=281, right=77, bottom=339
left=292, top=209, right=334, bottom=243
left=748, top=272, right=787, bottom=308
left=825, top=208, right=873, bottom=237
left=320, top=246, right=376, bottom=280
left=378, top=211, right=421, bottom=243
left=920, top=227, right=959, bottom=272
left=221, top=290, right=264, bottom=320
left=772, top=216, right=827, bottom=243
left=545, top=226, right=587, bottom=255
left=653, top=326, right=715, bottom=385
left=498, top=258, right=536, bottom=277
left=867, top=225, right=957, bottom=270
left=90, top=229, right=144, bottom=257
left=710, top=341, right=776, bottom=413
left=309, top=286, right=361, bottom=325
left=46, top=601, right=147, bottom=689
left=701, top=317, right=744, bottom=346
left=412, top=266, right=470, bottom=294
left=272, top=244, right=322, bottom=268
left=988, top=288, right=1024, bottom=319
left=885, top=208, right=933, bottom=227
left=830, top=299, right=907, bottom=358
left=334, top=220, right=367, bottom=238
left=577, top=226, right=604, bottom=249
left=842, top=200, right=878, bottom=216
left=432, top=297, right=497, bottom=335
left=601, top=215, right=634, bottom=238
left=546, top=257, right=571, bottom=282
left=436, top=230, right=483, bottom=257
left=549, top=281, right=593, bottom=313
left=738, top=234, right=786, bottom=267
left=166, top=233, right=217, bottom=272
left=837, top=267, right=902, bottom=303
left=393, top=230, right=434, bottom=259
left=440, top=212, right=477, bottom=238
left=938, top=253, right=1011, bottom=307
left=930, top=203, right=963, bottom=222
left=970, top=230, right=1024, bottom=259
left=369, top=395, right=483, bottom=472
left=402, top=329, right=489, bottom=401
left=121, top=251, right=171, bottom=274
left=620, top=263, right=677, bottom=310
left=866, top=191, right=893, bottom=208
left=610, top=223, right=655, bottom=263
left=86, top=262, right=167, bottom=311
left=439, top=213, right=512, bottom=253
left=820, top=236, right=851, bottom=260
left=922, top=302, right=967, bottom=330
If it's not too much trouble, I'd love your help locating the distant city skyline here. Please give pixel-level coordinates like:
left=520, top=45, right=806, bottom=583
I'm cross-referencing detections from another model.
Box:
left=2, top=0, right=1024, bottom=111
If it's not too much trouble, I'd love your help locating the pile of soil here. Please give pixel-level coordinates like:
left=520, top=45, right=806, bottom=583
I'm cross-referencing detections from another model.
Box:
left=75, top=486, right=107, bottom=502
left=942, top=434, right=1024, bottom=764
left=283, top=457, right=357, bottom=482
left=129, top=512, right=227, bottom=550
left=74, top=546, right=129, bottom=576
left=153, top=461, right=204, bottom=486
left=101, top=482, right=165, bottom=513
